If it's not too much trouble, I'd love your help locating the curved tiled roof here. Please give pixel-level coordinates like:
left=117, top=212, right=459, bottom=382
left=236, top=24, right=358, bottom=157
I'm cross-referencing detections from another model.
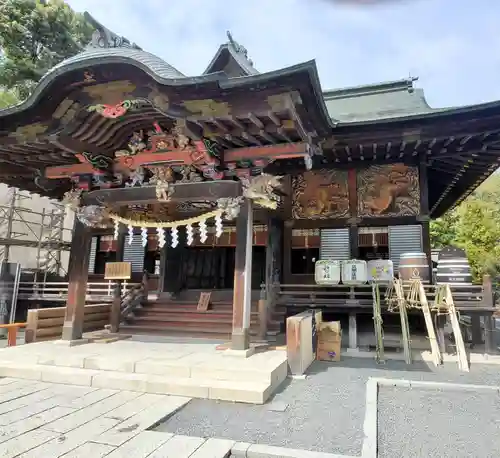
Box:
left=0, top=47, right=190, bottom=117
left=323, top=78, right=445, bottom=123
left=45, top=47, right=186, bottom=79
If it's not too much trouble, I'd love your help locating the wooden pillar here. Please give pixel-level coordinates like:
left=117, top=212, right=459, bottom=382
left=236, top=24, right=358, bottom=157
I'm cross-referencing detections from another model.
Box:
left=282, top=223, right=293, bottom=284
left=110, top=226, right=127, bottom=333
left=482, top=275, right=496, bottom=354
left=435, top=313, right=447, bottom=354
left=282, top=176, right=293, bottom=285
left=162, top=228, right=187, bottom=296
left=232, top=199, right=253, bottom=350
left=484, top=314, right=496, bottom=355
left=421, top=220, right=433, bottom=281
left=158, top=242, right=167, bottom=293
left=347, top=169, right=359, bottom=259
left=259, top=216, right=283, bottom=340
left=418, top=156, right=433, bottom=281
left=61, top=218, right=92, bottom=341
left=470, top=312, right=483, bottom=347
left=349, top=225, right=359, bottom=259
left=265, top=217, right=283, bottom=289
left=348, top=312, right=358, bottom=350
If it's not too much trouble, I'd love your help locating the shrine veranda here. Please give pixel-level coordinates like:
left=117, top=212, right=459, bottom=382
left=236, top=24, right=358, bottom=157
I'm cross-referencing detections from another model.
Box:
left=0, top=15, right=498, bottom=350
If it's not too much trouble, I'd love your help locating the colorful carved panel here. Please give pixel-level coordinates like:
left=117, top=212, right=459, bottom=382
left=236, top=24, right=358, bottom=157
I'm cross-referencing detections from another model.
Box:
left=292, top=170, right=349, bottom=219
left=357, top=164, right=420, bottom=217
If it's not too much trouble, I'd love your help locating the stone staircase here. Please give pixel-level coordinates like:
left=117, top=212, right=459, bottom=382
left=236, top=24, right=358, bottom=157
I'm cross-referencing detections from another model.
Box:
left=120, top=296, right=286, bottom=342
left=0, top=340, right=288, bottom=404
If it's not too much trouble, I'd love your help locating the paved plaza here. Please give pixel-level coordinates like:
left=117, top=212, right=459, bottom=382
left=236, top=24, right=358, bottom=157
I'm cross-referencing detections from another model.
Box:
left=0, top=340, right=288, bottom=405
left=0, top=351, right=499, bottom=457
left=0, top=377, right=227, bottom=458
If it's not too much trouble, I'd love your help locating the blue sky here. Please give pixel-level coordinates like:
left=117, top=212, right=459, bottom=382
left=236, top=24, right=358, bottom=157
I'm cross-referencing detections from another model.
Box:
left=66, top=0, right=500, bottom=109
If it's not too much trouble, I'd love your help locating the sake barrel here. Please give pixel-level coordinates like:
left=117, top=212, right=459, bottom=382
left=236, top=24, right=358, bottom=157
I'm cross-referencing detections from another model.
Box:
left=436, top=246, right=472, bottom=286
left=367, top=259, right=394, bottom=283
left=315, top=260, right=341, bottom=285
left=342, top=259, right=368, bottom=285
left=398, top=252, right=430, bottom=283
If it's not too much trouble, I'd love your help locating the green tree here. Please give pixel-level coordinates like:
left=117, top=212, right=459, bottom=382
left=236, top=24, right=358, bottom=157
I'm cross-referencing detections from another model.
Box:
left=430, top=209, right=459, bottom=248
left=430, top=173, right=500, bottom=282
left=455, top=198, right=500, bottom=282
left=0, top=0, right=92, bottom=99
left=0, top=89, right=18, bottom=108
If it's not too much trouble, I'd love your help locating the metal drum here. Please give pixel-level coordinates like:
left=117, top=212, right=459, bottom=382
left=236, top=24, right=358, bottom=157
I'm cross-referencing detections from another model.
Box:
left=315, top=260, right=341, bottom=285
left=437, top=246, right=472, bottom=286
left=398, top=252, right=430, bottom=283
left=342, top=259, right=368, bottom=285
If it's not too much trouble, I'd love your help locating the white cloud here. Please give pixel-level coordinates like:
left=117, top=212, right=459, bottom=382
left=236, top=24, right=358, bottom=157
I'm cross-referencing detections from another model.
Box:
left=66, top=0, right=500, bottom=108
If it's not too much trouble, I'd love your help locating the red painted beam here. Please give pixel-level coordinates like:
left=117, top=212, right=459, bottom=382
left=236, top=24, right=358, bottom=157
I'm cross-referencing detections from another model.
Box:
left=45, top=140, right=217, bottom=179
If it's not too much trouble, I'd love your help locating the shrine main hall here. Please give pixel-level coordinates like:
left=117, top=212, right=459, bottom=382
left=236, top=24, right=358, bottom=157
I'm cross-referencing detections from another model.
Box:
left=0, top=15, right=499, bottom=349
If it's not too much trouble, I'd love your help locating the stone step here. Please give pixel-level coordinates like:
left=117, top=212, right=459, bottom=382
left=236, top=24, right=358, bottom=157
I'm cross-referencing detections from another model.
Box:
left=0, top=361, right=282, bottom=404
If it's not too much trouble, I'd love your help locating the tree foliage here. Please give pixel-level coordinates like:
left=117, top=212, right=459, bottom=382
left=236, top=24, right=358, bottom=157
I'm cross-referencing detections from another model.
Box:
left=0, top=0, right=92, bottom=99
left=0, top=89, right=18, bottom=109
left=431, top=173, right=500, bottom=282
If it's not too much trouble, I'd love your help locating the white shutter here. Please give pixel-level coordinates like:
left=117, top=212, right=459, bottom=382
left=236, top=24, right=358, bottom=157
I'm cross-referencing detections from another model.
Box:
left=123, top=232, right=145, bottom=272
left=320, top=228, right=350, bottom=261
left=88, top=237, right=98, bottom=274
left=389, top=225, right=423, bottom=272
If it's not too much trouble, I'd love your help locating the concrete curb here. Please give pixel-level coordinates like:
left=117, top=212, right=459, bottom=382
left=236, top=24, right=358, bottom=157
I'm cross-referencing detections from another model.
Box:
left=361, top=377, right=500, bottom=458
left=373, top=377, right=500, bottom=394
left=361, top=378, right=378, bottom=458
left=231, top=442, right=356, bottom=458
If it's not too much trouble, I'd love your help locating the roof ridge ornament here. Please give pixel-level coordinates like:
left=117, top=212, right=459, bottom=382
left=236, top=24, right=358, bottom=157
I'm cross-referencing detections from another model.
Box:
left=84, top=12, right=142, bottom=50
left=226, top=31, right=253, bottom=66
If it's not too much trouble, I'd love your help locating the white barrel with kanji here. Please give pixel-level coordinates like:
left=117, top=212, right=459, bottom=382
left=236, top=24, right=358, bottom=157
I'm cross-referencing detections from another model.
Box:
left=342, top=259, right=368, bottom=285
left=367, top=259, right=394, bottom=283
left=315, top=260, right=341, bottom=285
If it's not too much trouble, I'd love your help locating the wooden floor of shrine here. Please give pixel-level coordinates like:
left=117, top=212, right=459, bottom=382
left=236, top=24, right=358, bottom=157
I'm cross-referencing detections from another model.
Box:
left=119, top=288, right=441, bottom=349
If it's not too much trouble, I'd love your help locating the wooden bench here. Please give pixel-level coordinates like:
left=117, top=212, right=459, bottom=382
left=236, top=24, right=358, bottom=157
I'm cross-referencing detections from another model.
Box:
left=25, top=304, right=111, bottom=343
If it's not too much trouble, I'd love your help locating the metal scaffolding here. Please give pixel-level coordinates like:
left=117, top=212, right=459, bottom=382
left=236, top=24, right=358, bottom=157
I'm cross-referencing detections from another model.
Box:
left=0, top=188, right=72, bottom=276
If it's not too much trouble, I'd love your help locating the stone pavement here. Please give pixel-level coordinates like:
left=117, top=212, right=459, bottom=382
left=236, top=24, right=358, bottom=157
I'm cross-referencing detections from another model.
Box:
left=0, top=377, right=211, bottom=458
left=1, top=367, right=497, bottom=458
left=0, top=377, right=350, bottom=458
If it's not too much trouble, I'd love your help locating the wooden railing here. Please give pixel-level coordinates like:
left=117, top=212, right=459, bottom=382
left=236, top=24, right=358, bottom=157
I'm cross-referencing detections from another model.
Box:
left=109, top=271, right=149, bottom=333
left=18, top=281, right=141, bottom=302
left=120, top=284, right=145, bottom=320
left=272, top=275, right=496, bottom=313
left=0, top=323, right=26, bottom=347
left=24, top=303, right=111, bottom=343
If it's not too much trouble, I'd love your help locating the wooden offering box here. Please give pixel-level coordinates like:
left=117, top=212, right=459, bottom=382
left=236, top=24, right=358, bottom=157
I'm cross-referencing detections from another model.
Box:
left=317, top=321, right=342, bottom=362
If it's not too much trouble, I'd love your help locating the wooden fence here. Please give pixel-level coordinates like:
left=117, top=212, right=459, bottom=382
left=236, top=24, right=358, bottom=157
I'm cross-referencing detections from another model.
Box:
left=18, top=282, right=140, bottom=302
left=24, top=304, right=111, bottom=343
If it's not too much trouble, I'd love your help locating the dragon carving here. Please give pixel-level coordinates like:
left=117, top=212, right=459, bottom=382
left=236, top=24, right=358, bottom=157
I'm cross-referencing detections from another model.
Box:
left=242, top=173, right=284, bottom=209
left=62, top=188, right=83, bottom=212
